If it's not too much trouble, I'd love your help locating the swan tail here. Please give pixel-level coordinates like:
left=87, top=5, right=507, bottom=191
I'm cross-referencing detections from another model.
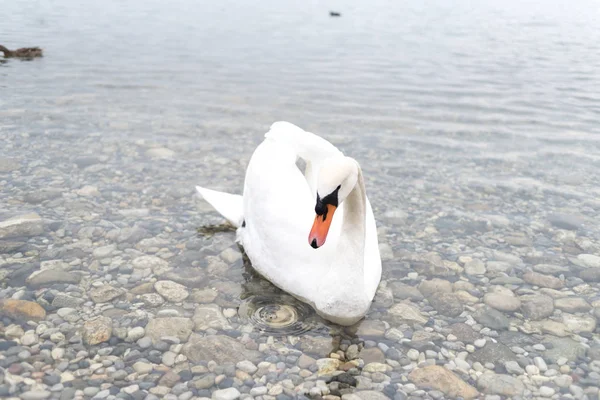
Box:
left=195, top=186, right=244, bottom=228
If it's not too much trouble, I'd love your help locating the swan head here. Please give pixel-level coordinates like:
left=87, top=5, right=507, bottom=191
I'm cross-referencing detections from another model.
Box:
left=308, top=156, right=358, bottom=249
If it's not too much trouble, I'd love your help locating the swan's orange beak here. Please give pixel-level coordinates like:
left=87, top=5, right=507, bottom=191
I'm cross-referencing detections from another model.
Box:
left=309, top=204, right=337, bottom=249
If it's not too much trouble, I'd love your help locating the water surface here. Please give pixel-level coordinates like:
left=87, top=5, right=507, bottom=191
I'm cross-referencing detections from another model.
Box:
left=1, top=0, right=600, bottom=398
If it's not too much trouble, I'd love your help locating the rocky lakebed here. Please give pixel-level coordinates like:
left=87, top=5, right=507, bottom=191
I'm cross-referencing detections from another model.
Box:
left=1, top=124, right=600, bottom=400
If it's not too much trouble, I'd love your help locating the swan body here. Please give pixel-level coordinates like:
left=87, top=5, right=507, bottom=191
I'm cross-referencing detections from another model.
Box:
left=196, top=122, right=382, bottom=325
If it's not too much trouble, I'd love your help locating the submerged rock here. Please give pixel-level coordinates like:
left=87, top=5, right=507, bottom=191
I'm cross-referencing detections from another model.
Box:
left=182, top=334, right=261, bottom=364
left=388, top=302, right=428, bottom=325
left=484, top=291, right=521, bottom=312
left=353, top=319, right=387, bottom=337
left=0, top=299, right=46, bottom=321
left=132, top=255, right=171, bottom=275
left=89, top=285, right=125, bottom=303
left=409, top=365, right=478, bottom=399
left=473, top=306, right=509, bottom=330
left=82, top=316, right=112, bottom=345
left=145, top=317, right=193, bottom=344
left=192, top=304, right=232, bottom=331
left=554, top=297, right=592, bottom=313
left=477, top=373, right=524, bottom=396
left=523, top=271, right=563, bottom=289
left=26, top=270, right=81, bottom=288
left=428, top=292, right=464, bottom=317
left=469, top=342, right=517, bottom=367
left=520, top=294, right=554, bottom=320
left=0, top=213, right=44, bottom=239
left=154, top=280, right=189, bottom=302
left=300, top=336, right=333, bottom=357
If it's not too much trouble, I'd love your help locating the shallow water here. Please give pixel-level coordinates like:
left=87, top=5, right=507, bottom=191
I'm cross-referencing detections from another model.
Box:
left=1, top=0, right=600, bottom=399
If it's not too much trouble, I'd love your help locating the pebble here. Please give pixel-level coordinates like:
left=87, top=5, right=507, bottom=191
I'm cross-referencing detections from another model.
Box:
left=236, top=360, right=258, bottom=374
left=407, top=349, right=419, bottom=361
left=534, top=357, right=548, bottom=372
left=212, top=388, right=241, bottom=400
left=539, top=386, right=555, bottom=397
left=133, top=361, right=153, bottom=374
left=155, top=280, right=190, bottom=302
left=127, top=326, right=146, bottom=341
left=20, top=391, right=52, bottom=400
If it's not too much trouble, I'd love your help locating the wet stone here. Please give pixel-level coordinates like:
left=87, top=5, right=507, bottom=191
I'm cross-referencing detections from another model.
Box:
left=533, top=264, right=569, bottom=276
left=162, top=267, right=208, bottom=288
left=145, top=317, right=193, bottom=344
left=520, top=294, right=554, bottom=320
left=554, top=297, right=592, bottom=313
left=0, top=299, right=46, bottom=321
left=388, top=282, right=424, bottom=301
left=388, top=302, right=428, bottom=325
left=154, top=280, right=189, bottom=302
left=409, top=365, right=478, bottom=399
left=26, top=270, right=81, bottom=288
left=472, top=306, right=509, bottom=330
left=523, top=271, right=563, bottom=289
left=548, top=213, right=585, bottom=230
left=89, top=285, right=126, bottom=303
left=0, top=213, right=44, bottom=239
left=300, top=336, right=333, bottom=357
left=477, top=373, right=524, bottom=397
left=359, top=347, right=386, bottom=364
left=183, top=334, right=261, bottom=364
left=418, top=278, right=452, bottom=298
left=354, top=319, right=386, bottom=337
left=82, top=316, right=113, bottom=345
left=469, top=342, right=517, bottom=368
left=192, top=304, right=232, bottom=331
left=427, top=292, right=463, bottom=317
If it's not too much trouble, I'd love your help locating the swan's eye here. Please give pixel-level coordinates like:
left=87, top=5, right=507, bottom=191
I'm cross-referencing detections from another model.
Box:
left=315, top=186, right=341, bottom=216
left=315, top=195, right=327, bottom=216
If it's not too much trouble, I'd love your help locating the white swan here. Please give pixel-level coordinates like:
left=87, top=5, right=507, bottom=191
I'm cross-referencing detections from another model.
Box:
left=196, top=122, right=382, bottom=325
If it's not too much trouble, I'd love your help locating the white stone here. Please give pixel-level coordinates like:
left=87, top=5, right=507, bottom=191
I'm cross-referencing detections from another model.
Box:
left=223, top=308, right=237, bottom=318
left=525, top=365, right=539, bottom=375
left=576, top=254, right=600, bottom=268
left=556, top=357, right=568, bottom=366
left=146, top=147, right=175, bottom=159
left=127, top=327, right=145, bottom=342
left=212, top=388, right=241, bottom=400
left=534, top=357, right=548, bottom=372
left=132, top=361, right=153, bottom=374
left=123, top=385, right=139, bottom=394
left=250, top=387, right=267, bottom=396
left=236, top=360, right=257, bottom=374
left=51, top=348, right=65, bottom=360
left=76, top=185, right=100, bottom=197
left=407, top=349, right=420, bottom=361
left=21, top=331, right=38, bottom=346
left=154, top=280, right=189, bottom=302
left=539, top=386, right=555, bottom=397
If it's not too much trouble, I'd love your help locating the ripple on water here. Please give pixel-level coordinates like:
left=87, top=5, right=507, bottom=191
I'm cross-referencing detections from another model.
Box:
left=238, top=294, right=321, bottom=336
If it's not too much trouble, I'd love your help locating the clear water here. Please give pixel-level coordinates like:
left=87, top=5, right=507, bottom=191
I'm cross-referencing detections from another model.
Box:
left=2, top=0, right=600, bottom=397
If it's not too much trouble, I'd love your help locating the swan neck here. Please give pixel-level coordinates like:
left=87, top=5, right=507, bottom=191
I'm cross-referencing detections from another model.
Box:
left=339, top=166, right=367, bottom=266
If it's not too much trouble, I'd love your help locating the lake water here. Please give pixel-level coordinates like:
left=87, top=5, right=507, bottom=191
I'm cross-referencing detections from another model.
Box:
left=1, top=0, right=600, bottom=399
